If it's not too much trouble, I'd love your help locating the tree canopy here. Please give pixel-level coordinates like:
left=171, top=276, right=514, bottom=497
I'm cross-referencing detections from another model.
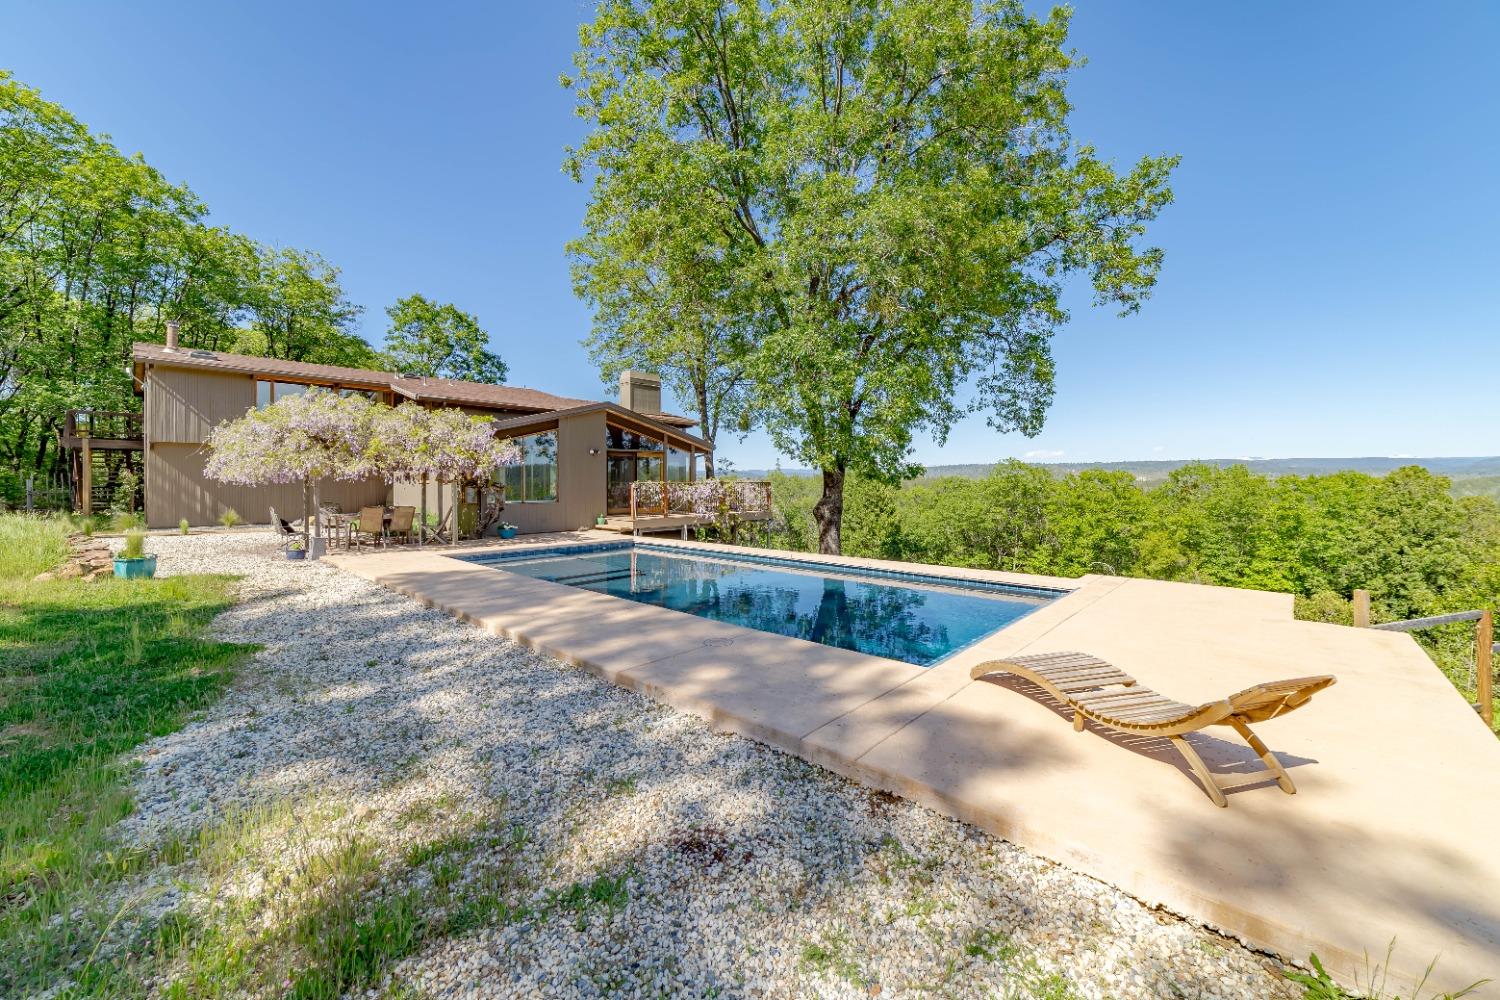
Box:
left=566, top=0, right=1177, bottom=552
left=0, top=71, right=376, bottom=505
left=381, top=293, right=508, bottom=383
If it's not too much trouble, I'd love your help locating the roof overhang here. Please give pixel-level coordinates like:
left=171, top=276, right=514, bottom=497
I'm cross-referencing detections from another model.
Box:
left=490, top=402, right=711, bottom=451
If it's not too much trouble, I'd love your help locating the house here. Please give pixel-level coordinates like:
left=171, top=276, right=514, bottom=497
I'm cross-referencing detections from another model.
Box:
left=117, top=335, right=715, bottom=531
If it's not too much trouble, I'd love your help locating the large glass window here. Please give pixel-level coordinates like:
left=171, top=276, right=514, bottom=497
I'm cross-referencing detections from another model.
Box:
left=693, top=453, right=707, bottom=481
left=500, top=431, right=557, bottom=502
left=667, top=446, right=691, bottom=482
left=255, top=380, right=312, bottom=409
left=605, top=423, right=661, bottom=451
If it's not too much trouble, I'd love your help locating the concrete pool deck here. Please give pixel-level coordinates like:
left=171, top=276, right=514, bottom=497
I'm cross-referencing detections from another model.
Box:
left=328, top=534, right=1500, bottom=991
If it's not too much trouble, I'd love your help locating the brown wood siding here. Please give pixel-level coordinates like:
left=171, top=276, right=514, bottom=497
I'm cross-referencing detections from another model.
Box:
left=146, top=444, right=389, bottom=529
left=388, top=410, right=607, bottom=535
left=146, top=366, right=256, bottom=444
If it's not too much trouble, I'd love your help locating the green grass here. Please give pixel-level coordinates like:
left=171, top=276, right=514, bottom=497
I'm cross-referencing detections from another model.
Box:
left=0, top=513, right=255, bottom=997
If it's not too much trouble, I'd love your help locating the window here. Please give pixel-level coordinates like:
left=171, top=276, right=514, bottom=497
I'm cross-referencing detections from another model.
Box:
left=605, top=423, right=661, bottom=451
left=500, top=431, right=557, bottom=502
left=255, top=380, right=312, bottom=408
left=693, top=453, right=707, bottom=481
left=667, top=446, right=691, bottom=482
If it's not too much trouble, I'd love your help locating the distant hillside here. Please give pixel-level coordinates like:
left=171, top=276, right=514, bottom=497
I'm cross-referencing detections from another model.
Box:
left=738, top=457, right=1500, bottom=495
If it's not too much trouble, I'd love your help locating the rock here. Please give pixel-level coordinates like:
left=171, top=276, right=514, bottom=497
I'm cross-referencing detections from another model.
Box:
left=54, top=562, right=83, bottom=579
left=32, top=571, right=57, bottom=582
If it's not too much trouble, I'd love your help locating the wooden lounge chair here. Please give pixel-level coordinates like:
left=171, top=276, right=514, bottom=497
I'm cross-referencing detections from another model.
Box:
left=969, top=652, right=1336, bottom=807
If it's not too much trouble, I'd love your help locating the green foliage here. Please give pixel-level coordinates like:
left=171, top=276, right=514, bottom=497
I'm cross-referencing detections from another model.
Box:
left=0, top=71, right=375, bottom=491
left=765, top=462, right=1500, bottom=727
left=178, top=518, right=190, bottom=535
left=121, top=528, right=146, bottom=560
left=566, top=0, right=1177, bottom=551
left=1286, top=949, right=1486, bottom=999
left=0, top=513, right=70, bottom=578
left=0, top=516, right=252, bottom=995
left=381, top=293, right=508, bottom=383
left=218, top=508, right=241, bottom=528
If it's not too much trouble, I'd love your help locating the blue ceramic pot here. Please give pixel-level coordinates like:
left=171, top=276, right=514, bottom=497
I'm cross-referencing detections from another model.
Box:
left=499, top=527, right=518, bottom=539
left=286, top=548, right=307, bottom=560
left=113, top=554, right=157, bottom=579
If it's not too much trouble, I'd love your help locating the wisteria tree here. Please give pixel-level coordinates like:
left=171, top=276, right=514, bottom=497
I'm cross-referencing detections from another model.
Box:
left=205, top=390, right=372, bottom=550
left=206, top=390, right=520, bottom=549
left=367, top=403, right=521, bottom=538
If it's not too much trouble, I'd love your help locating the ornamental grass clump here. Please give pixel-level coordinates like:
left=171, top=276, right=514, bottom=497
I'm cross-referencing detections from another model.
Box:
left=121, top=529, right=146, bottom=560
left=218, top=508, right=241, bottom=528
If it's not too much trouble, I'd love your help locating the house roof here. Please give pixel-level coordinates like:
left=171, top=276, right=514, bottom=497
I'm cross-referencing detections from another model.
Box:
left=489, top=402, right=711, bottom=451
left=130, top=342, right=700, bottom=429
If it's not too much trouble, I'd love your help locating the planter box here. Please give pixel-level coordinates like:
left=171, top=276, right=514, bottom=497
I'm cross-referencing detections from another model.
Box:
left=113, top=554, right=157, bottom=579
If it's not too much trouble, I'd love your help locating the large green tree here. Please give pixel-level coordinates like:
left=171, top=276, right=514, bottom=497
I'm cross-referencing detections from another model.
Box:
left=567, top=0, right=1177, bottom=553
left=381, top=293, right=507, bottom=383
left=0, top=71, right=382, bottom=500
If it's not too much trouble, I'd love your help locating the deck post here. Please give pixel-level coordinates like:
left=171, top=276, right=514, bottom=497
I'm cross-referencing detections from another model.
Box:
left=1352, top=589, right=1370, bottom=628
left=80, top=432, right=92, bottom=516
left=1477, top=610, right=1493, bottom=727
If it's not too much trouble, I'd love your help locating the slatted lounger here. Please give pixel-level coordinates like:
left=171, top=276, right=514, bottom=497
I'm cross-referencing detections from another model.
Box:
left=969, top=652, right=1336, bottom=807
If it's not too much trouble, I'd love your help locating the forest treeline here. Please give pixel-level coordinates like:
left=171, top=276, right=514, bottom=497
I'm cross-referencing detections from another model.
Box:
left=0, top=71, right=378, bottom=497
left=767, top=461, right=1500, bottom=714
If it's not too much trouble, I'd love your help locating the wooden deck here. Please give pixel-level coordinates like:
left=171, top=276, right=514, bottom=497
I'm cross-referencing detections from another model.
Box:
left=600, top=509, right=773, bottom=536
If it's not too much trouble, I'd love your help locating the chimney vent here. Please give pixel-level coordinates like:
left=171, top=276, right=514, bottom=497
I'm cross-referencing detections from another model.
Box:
left=165, top=320, right=180, bottom=350
left=619, top=370, right=661, bottom=414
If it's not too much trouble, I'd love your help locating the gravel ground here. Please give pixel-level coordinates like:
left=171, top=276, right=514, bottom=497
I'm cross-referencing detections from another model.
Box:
left=108, top=530, right=1298, bottom=999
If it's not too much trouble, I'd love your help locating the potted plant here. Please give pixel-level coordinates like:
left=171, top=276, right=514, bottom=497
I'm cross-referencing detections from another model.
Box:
left=498, top=521, right=519, bottom=539
left=595, top=513, right=607, bottom=527
left=113, top=529, right=157, bottom=579
left=286, top=537, right=307, bottom=561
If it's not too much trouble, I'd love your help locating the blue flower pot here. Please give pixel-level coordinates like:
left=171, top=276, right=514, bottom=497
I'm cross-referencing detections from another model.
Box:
left=113, top=554, right=157, bottom=579
left=286, top=548, right=306, bottom=560
left=499, top=527, right=518, bottom=539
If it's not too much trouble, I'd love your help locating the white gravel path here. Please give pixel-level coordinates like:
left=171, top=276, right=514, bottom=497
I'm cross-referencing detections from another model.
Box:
left=116, top=531, right=1298, bottom=999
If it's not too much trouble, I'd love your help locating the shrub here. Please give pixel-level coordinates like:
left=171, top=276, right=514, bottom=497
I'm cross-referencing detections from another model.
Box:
left=121, top=529, right=146, bottom=560
left=219, top=508, right=241, bottom=528
left=179, top=518, right=190, bottom=535
left=1295, top=591, right=1353, bottom=626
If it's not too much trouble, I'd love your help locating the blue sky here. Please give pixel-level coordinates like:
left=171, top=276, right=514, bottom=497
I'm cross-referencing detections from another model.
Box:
left=6, top=2, right=1497, bottom=468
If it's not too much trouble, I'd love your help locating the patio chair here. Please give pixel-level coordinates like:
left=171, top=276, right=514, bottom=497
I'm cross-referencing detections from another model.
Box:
left=387, top=505, right=416, bottom=545
left=420, top=506, right=453, bottom=545
left=351, top=505, right=387, bottom=549
left=969, top=652, right=1336, bottom=807
left=268, top=507, right=299, bottom=549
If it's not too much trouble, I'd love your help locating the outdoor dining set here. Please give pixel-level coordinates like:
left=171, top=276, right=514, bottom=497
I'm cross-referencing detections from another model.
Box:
left=269, top=503, right=453, bottom=552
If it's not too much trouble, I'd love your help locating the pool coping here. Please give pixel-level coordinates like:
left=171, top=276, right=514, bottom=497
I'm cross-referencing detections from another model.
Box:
left=327, top=533, right=1500, bottom=993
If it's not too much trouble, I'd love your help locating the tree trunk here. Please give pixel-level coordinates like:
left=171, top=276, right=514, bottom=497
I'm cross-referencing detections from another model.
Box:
left=812, top=466, right=845, bottom=555
left=302, top=479, right=312, bottom=549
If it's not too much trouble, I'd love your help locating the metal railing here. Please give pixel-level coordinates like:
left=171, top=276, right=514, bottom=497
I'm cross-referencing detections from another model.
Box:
left=1354, top=589, right=1494, bottom=726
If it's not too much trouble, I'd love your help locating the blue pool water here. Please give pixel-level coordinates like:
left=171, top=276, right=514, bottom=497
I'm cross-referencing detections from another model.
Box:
left=458, top=543, right=1062, bottom=667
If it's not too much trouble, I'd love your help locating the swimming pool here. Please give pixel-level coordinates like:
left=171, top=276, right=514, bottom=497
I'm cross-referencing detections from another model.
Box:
left=457, top=543, right=1063, bottom=667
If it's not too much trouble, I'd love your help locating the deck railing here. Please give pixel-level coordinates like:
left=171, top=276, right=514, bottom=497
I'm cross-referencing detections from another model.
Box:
left=629, top=479, right=772, bottom=520
left=1354, top=588, right=1494, bottom=727
left=63, top=409, right=143, bottom=443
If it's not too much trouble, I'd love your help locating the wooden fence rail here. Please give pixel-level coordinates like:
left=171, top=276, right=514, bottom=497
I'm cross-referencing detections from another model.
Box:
left=1354, top=589, right=1493, bottom=727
